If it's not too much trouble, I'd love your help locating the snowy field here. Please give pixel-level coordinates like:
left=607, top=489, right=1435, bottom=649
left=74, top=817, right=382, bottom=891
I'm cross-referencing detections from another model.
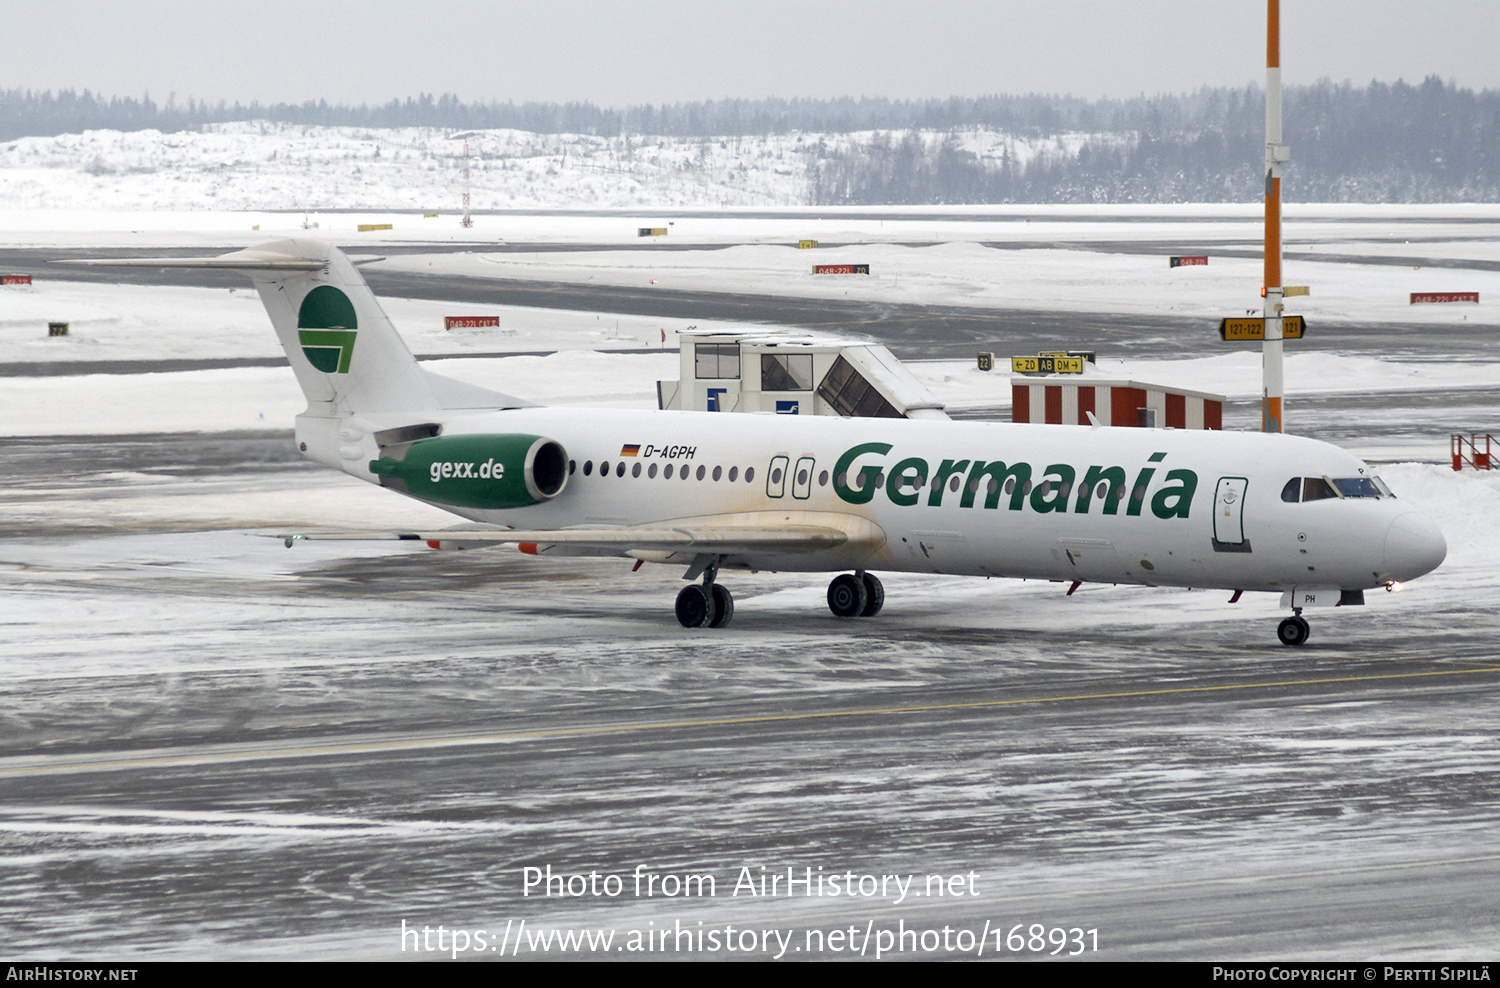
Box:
left=4, top=201, right=1500, bottom=248
left=3, top=267, right=1495, bottom=458
left=3, top=340, right=1498, bottom=452
left=0, top=123, right=1146, bottom=211
left=376, top=238, right=1500, bottom=328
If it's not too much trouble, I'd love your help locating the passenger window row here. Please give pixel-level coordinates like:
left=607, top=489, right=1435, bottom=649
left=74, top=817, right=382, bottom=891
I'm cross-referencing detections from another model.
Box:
left=575, top=459, right=756, bottom=484
left=568, top=459, right=839, bottom=490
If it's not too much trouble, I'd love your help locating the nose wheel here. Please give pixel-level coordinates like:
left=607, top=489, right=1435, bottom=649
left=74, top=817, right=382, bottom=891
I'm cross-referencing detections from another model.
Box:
left=1277, top=612, right=1310, bottom=647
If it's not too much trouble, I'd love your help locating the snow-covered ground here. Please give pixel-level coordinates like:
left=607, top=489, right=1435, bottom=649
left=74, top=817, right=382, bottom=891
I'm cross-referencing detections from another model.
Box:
left=0, top=123, right=806, bottom=209
left=378, top=239, right=1500, bottom=327
left=3, top=267, right=1495, bottom=456
left=0, top=123, right=1148, bottom=212
left=4, top=203, right=1499, bottom=249
left=3, top=304, right=1494, bottom=442
left=4, top=200, right=1496, bottom=338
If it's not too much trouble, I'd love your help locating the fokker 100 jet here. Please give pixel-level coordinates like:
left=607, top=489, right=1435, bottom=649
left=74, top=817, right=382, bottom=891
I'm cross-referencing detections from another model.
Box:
left=75, top=240, right=1446, bottom=645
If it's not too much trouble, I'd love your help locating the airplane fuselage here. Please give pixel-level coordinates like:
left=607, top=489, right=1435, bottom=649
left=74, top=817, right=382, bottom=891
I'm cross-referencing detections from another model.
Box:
left=303, top=406, right=1444, bottom=594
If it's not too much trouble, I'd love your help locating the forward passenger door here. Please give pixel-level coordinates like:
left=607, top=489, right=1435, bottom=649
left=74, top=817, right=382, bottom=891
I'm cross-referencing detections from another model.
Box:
left=1212, top=477, right=1250, bottom=551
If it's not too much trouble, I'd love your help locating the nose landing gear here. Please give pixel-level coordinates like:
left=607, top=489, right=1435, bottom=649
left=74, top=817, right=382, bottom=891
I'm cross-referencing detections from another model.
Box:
left=1277, top=608, right=1311, bottom=647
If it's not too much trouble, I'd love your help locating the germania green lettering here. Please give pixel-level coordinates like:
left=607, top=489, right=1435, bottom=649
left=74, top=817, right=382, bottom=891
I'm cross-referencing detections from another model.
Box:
left=832, top=445, right=1198, bottom=518
left=832, top=442, right=893, bottom=505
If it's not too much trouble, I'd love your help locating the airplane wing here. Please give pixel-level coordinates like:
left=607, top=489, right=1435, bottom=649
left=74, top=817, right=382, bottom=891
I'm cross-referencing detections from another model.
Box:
left=282, top=524, right=851, bottom=553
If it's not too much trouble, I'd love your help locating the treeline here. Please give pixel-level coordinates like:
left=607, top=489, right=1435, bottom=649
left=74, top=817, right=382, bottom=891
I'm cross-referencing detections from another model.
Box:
left=0, top=87, right=1267, bottom=141
left=810, top=78, right=1500, bottom=203
left=3, top=79, right=1496, bottom=202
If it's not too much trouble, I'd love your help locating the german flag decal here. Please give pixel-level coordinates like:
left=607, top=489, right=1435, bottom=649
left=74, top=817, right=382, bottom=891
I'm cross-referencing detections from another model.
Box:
left=620, top=444, right=641, bottom=457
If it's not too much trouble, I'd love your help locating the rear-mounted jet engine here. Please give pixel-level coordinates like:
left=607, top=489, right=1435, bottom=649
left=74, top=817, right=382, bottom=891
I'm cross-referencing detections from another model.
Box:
left=369, top=434, right=569, bottom=509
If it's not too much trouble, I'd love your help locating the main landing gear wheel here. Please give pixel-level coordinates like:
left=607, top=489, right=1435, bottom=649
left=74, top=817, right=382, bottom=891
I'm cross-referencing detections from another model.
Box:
left=709, top=584, right=735, bottom=628
left=675, top=584, right=715, bottom=629
left=1277, top=614, right=1311, bottom=647
left=859, top=572, right=884, bottom=617
left=827, top=573, right=868, bottom=618
left=675, top=581, right=734, bottom=629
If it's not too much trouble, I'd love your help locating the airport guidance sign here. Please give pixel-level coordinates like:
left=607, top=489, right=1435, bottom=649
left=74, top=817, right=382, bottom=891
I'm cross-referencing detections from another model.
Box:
left=1411, top=292, right=1478, bottom=304
left=1012, top=355, right=1084, bottom=374
left=445, top=316, right=500, bottom=330
left=1218, top=315, right=1306, bottom=341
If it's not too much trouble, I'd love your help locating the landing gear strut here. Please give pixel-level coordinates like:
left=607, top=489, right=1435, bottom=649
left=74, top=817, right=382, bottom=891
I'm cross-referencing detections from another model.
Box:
left=828, top=571, right=884, bottom=618
left=1277, top=608, right=1310, bottom=647
left=675, top=557, right=735, bottom=629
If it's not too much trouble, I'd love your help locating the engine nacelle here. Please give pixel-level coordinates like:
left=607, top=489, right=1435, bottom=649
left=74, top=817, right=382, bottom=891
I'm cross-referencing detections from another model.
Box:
left=369, top=433, right=568, bottom=509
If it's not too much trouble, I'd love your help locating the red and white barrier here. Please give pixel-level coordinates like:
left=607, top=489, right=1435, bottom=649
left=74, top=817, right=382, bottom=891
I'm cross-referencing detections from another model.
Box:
left=1012, top=380, right=1223, bottom=429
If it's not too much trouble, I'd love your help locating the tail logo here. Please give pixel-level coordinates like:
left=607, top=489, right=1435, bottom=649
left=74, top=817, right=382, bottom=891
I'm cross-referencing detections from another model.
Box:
left=296, top=285, right=358, bottom=373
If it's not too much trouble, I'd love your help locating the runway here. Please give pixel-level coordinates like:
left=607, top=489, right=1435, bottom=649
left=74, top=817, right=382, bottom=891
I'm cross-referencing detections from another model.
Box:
left=2, top=433, right=1498, bottom=959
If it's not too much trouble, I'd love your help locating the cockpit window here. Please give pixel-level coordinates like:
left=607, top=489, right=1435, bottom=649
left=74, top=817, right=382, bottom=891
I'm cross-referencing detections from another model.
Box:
left=1289, top=475, right=1392, bottom=502
left=1331, top=477, right=1383, bottom=499
left=1302, top=477, right=1339, bottom=502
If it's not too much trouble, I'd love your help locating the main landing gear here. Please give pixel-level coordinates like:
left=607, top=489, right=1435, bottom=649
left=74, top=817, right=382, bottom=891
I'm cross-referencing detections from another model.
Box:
left=827, top=571, right=884, bottom=619
left=673, top=566, right=885, bottom=628
left=675, top=560, right=735, bottom=629
left=1277, top=608, right=1311, bottom=647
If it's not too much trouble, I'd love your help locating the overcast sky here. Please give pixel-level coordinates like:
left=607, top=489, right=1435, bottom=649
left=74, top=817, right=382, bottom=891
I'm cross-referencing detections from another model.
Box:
left=4, top=1, right=1497, bottom=107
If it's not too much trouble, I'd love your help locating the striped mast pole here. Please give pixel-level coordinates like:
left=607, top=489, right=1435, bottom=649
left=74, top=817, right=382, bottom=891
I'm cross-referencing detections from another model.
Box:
left=1262, top=0, right=1288, bottom=433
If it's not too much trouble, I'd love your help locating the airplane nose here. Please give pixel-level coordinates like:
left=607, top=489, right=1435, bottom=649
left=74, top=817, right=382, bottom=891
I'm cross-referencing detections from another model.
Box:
left=1384, top=512, right=1447, bottom=582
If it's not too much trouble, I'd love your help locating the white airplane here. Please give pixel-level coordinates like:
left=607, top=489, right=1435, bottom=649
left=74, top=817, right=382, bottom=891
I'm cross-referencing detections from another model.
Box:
left=77, top=239, right=1446, bottom=646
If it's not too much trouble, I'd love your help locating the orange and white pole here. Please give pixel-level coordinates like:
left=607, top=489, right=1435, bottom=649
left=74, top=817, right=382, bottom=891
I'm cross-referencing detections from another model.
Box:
left=1262, top=0, right=1288, bottom=433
